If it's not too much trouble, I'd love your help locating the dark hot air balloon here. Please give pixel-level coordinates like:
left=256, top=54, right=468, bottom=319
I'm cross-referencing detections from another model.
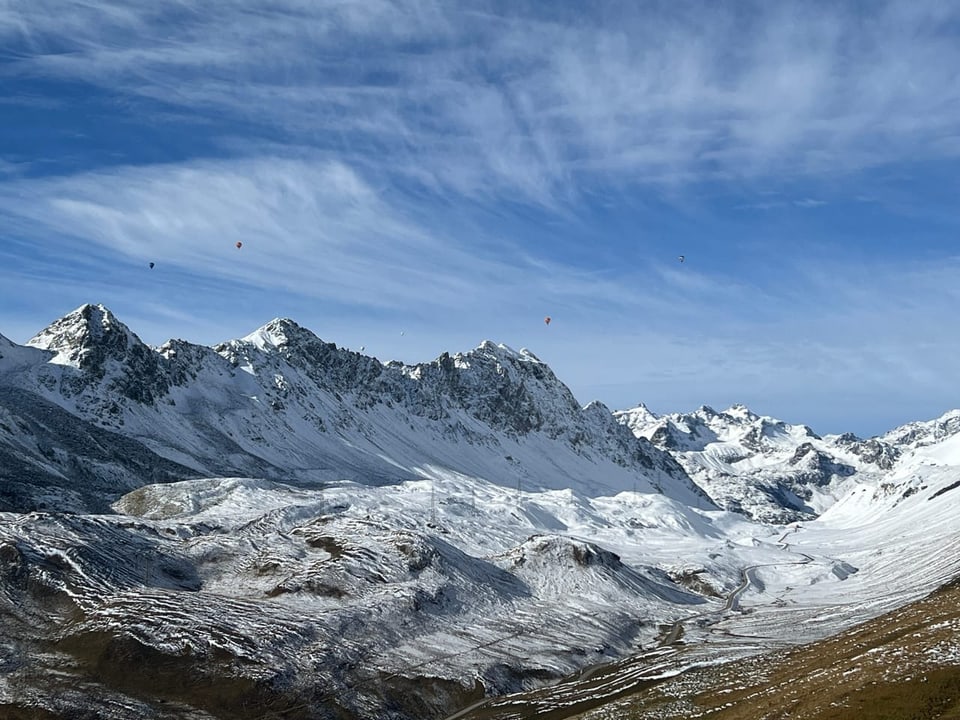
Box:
left=236, top=241, right=243, bottom=249
left=149, top=262, right=155, bottom=269
left=544, top=316, right=551, bottom=326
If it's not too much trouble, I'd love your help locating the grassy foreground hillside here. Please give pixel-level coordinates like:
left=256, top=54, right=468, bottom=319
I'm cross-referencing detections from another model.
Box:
left=585, top=576, right=960, bottom=720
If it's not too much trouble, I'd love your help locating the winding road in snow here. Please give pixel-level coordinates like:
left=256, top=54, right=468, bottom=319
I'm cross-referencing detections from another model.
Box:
left=442, top=542, right=817, bottom=720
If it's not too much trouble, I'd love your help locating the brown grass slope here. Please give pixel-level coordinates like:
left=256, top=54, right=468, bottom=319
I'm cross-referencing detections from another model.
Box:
left=587, top=576, right=960, bottom=720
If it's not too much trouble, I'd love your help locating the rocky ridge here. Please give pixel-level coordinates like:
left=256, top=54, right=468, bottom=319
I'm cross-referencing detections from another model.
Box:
left=1, top=305, right=709, bottom=513
left=614, top=403, right=908, bottom=522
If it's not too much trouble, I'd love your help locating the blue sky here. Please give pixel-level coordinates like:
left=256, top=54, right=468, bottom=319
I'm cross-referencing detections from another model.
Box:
left=2, top=1, right=960, bottom=437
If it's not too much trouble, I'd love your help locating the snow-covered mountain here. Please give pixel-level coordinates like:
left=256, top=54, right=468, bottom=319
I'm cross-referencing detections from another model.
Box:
left=614, top=402, right=903, bottom=522
left=1, top=304, right=959, bottom=720
left=880, top=408, right=960, bottom=450
left=1, top=304, right=709, bottom=513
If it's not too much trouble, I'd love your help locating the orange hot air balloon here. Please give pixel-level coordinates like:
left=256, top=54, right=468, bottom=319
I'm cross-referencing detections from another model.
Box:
left=544, top=316, right=551, bottom=326
left=236, top=241, right=243, bottom=249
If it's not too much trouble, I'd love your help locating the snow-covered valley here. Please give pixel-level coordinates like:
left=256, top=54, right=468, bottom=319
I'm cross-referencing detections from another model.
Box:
left=1, top=305, right=958, bottom=719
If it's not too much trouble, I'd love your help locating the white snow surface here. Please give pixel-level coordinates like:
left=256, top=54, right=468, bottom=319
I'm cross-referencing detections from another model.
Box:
left=0, top=332, right=49, bottom=373
left=101, top=453, right=960, bottom=710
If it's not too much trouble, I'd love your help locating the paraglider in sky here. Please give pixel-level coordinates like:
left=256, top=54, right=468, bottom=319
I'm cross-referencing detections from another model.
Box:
left=149, top=262, right=155, bottom=269
left=236, top=241, right=243, bottom=249
left=544, top=316, right=551, bottom=326
left=678, top=255, right=685, bottom=263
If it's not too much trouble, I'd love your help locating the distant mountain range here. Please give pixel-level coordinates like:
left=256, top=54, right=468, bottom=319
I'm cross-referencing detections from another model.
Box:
left=613, top=402, right=904, bottom=522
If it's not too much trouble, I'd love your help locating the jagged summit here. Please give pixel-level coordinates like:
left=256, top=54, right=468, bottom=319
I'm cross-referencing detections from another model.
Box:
left=26, top=303, right=145, bottom=369
left=472, top=340, right=541, bottom=363
left=722, top=403, right=759, bottom=421
left=240, top=317, right=321, bottom=352
left=880, top=409, right=960, bottom=451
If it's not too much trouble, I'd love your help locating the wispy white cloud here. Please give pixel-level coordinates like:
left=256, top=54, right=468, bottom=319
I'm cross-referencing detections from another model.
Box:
left=0, top=155, right=684, bottom=334
left=3, top=1, right=960, bottom=202
left=737, top=197, right=827, bottom=210
left=0, top=159, right=25, bottom=176
left=0, top=156, right=480, bottom=306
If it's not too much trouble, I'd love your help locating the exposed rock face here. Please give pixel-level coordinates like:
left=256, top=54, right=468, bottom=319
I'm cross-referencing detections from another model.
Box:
left=0, top=386, right=199, bottom=513
left=880, top=410, right=960, bottom=450
left=832, top=433, right=901, bottom=470
left=28, top=304, right=172, bottom=406
left=1, top=305, right=710, bottom=512
left=614, top=403, right=900, bottom=522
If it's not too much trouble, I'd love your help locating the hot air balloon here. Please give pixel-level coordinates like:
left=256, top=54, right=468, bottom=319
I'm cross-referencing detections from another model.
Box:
left=149, top=262, right=155, bottom=269
left=544, top=316, right=551, bottom=326
left=236, top=241, right=243, bottom=249
left=678, top=255, right=685, bottom=263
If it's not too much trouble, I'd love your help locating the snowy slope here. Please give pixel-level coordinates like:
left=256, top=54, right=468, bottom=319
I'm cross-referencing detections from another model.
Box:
left=702, top=435, right=960, bottom=652
left=0, top=332, right=49, bottom=373
left=484, top=447, right=960, bottom=720
left=0, top=386, right=198, bottom=513
left=0, top=474, right=721, bottom=719
left=2, top=441, right=957, bottom=720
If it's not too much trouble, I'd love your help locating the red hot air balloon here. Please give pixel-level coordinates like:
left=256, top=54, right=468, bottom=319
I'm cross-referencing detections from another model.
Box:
left=236, top=241, right=243, bottom=249
left=544, top=316, right=551, bottom=326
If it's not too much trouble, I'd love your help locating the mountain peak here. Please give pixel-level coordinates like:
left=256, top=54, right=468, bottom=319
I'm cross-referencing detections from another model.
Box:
left=612, top=403, right=661, bottom=434
left=723, top=403, right=759, bottom=421
left=633, top=402, right=659, bottom=417
left=473, top=340, right=540, bottom=364
left=26, top=304, right=142, bottom=368
left=241, top=318, right=321, bottom=352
